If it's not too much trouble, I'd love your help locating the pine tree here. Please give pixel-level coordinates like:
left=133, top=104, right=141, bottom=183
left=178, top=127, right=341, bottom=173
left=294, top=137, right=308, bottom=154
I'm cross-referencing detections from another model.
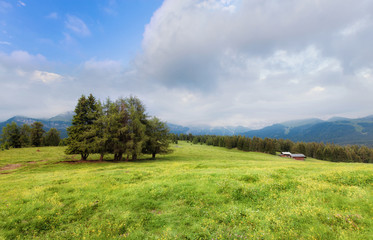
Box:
left=243, top=138, right=251, bottom=151
left=323, top=145, right=333, bottom=161
left=30, top=122, right=45, bottom=147
left=126, top=96, right=147, bottom=161
left=143, top=117, right=171, bottom=159
left=66, top=94, right=100, bottom=160
left=113, top=98, right=130, bottom=161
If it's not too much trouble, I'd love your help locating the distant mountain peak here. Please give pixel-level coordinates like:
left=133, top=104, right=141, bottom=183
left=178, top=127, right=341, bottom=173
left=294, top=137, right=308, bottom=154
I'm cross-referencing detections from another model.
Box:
left=48, top=111, right=75, bottom=122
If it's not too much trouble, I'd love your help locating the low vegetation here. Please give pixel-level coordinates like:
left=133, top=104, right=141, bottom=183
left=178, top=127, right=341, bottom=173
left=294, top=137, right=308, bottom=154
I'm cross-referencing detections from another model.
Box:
left=1, top=142, right=372, bottom=239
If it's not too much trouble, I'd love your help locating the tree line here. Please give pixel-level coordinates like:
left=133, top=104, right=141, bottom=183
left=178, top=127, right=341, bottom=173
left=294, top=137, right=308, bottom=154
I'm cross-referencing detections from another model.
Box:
left=174, top=134, right=373, bottom=163
left=65, top=94, right=171, bottom=161
left=1, top=122, right=61, bottom=149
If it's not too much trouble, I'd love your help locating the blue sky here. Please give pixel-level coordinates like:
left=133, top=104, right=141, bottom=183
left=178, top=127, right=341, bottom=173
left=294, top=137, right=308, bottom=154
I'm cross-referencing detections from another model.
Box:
left=0, top=0, right=162, bottom=63
left=1, top=0, right=373, bottom=128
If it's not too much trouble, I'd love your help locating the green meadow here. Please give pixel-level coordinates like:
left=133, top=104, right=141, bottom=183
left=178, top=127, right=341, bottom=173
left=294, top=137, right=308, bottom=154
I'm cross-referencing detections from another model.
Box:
left=0, top=142, right=372, bottom=239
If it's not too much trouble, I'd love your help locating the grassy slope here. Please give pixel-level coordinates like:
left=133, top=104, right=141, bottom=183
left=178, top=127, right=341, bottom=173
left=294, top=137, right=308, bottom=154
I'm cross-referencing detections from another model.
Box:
left=0, top=142, right=372, bottom=240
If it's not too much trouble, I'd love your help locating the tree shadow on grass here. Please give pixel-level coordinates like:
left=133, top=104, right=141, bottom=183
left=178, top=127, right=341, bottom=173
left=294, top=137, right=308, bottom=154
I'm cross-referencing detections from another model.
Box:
left=56, top=154, right=180, bottom=165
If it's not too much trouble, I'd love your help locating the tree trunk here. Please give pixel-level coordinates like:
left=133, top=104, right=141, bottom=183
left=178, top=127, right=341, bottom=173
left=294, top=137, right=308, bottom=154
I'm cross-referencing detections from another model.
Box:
left=119, top=154, right=123, bottom=161
left=81, top=153, right=88, bottom=160
left=152, top=153, right=156, bottom=159
left=132, top=153, right=137, bottom=161
left=99, top=153, right=104, bottom=161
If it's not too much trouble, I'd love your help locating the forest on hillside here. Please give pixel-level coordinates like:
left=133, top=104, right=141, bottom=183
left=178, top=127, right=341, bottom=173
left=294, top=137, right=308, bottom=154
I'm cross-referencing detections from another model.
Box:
left=175, top=134, right=373, bottom=163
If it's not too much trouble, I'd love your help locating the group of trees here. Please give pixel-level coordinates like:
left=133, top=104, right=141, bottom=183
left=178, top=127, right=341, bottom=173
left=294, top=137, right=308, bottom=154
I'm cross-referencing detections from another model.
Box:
left=1, top=122, right=61, bottom=149
left=178, top=134, right=373, bottom=163
left=65, top=94, right=171, bottom=161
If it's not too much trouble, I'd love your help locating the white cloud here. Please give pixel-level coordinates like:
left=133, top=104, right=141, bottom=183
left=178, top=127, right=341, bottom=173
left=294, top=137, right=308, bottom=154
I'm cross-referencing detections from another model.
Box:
left=197, top=0, right=237, bottom=13
left=0, top=50, right=77, bottom=121
left=31, top=70, right=63, bottom=84
left=17, top=1, right=25, bottom=7
left=307, top=86, right=326, bottom=95
left=125, top=0, right=373, bottom=126
left=2, top=0, right=373, bottom=127
left=0, top=50, right=46, bottom=70
left=65, top=15, right=90, bottom=37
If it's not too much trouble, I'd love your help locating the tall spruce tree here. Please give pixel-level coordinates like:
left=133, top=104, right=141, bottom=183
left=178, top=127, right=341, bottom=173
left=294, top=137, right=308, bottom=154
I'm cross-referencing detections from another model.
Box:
left=66, top=94, right=100, bottom=160
left=143, top=117, right=171, bottom=159
left=30, top=122, right=45, bottom=147
left=92, top=99, right=109, bottom=161
left=111, top=98, right=130, bottom=161
left=126, top=96, right=147, bottom=161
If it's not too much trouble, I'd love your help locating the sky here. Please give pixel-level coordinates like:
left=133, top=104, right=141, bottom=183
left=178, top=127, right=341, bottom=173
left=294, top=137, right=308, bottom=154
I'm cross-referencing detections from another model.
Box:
left=1, top=0, right=373, bottom=129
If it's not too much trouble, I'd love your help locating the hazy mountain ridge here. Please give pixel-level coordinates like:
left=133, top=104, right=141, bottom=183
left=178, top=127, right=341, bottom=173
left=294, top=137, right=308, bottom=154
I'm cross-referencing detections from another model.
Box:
left=243, top=117, right=373, bottom=146
left=167, top=124, right=251, bottom=136
left=0, top=116, right=71, bottom=139
left=0, top=113, right=251, bottom=138
left=48, top=111, right=75, bottom=122
left=2, top=113, right=373, bottom=145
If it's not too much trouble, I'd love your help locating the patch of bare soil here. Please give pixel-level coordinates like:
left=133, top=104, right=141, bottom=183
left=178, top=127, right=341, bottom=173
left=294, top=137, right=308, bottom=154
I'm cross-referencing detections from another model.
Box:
left=0, top=164, right=22, bottom=173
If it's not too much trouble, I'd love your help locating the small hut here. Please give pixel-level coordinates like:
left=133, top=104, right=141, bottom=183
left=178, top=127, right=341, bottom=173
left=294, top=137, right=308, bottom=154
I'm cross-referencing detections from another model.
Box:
left=279, top=152, right=292, bottom=158
left=279, top=152, right=306, bottom=161
left=290, top=153, right=306, bottom=161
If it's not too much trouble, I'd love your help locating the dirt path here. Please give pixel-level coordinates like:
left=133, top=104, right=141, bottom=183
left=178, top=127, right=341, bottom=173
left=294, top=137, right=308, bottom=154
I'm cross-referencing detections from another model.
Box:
left=0, top=160, right=49, bottom=174
left=0, top=164, right=22, bottom=174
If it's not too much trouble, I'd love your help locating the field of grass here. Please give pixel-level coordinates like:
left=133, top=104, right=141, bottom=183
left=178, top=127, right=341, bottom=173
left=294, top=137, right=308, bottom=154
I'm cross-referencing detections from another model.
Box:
left=0, top=142, right=372, bottom=239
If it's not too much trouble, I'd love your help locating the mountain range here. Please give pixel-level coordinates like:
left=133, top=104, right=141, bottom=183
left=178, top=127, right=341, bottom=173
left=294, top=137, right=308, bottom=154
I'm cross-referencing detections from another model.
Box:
left=1, top=112, right=373, bottom=146
left=0, top=112, right=251, bottom=138
left=0, top=113, right=74, bottom=139
left=243, top=115, right=373, bottom=146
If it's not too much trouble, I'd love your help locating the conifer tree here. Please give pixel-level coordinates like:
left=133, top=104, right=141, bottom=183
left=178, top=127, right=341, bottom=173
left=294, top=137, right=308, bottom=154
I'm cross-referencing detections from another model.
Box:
left=126, top=96, right=147, bottom=160
left=66, top=94, right=100, bottom=160
left=143, top=117, right=171, bottom=159
left=30, top=122, right=45, bottom=147
left=44, top=128, right=61, bottom=146
left=113, top=98, right=130, bottom=161
left=19, top=124, right=31, bottom=147
left=1, top=122, right=21, bottom=148
left=243, top=137, right=251, bottom=151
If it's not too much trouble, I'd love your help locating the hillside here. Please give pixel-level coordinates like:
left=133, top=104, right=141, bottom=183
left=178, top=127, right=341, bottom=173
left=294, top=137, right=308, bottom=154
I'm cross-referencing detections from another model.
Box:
left=0, top=143, right=372, bottom=239
left=244, top=117, right=373, bottom=146
left=0, top=116, right=71, bottom=139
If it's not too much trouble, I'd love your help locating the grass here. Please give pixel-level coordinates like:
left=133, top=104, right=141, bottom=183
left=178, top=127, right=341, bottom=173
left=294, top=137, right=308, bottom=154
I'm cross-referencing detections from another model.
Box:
left=0, top=142, right=372, bottom=239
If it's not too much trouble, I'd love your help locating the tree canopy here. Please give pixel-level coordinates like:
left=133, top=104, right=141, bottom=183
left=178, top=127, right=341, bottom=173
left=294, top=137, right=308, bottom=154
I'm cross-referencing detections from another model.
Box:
left=65, top=94, right=171, bottom=161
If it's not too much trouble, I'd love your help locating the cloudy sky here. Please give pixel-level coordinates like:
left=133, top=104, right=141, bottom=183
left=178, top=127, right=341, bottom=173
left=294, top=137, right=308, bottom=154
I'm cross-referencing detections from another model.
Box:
left=1, top=0, right=373, bottom=128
